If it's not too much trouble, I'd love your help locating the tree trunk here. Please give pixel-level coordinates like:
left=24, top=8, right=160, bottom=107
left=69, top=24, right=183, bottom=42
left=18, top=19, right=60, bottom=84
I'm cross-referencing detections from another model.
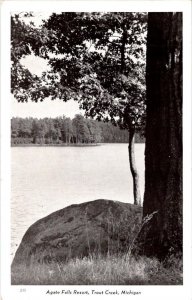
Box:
left=128, top=128, right=141, bottom=206
left=138, top=13, right=182, bottom=259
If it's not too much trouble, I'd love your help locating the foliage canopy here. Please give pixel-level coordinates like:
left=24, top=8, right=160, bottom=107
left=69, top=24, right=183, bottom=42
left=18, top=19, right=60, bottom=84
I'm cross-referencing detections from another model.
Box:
left=11, top=12, right=147, bottom=132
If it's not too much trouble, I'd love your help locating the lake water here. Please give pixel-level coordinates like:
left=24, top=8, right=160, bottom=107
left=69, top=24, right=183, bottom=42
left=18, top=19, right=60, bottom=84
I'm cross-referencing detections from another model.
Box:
left=11, top=143, right=145, bottom=257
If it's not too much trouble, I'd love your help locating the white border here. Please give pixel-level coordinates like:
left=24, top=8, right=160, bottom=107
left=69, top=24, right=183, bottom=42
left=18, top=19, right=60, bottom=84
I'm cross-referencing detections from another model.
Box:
left=1, top=1, right=192, bottom=300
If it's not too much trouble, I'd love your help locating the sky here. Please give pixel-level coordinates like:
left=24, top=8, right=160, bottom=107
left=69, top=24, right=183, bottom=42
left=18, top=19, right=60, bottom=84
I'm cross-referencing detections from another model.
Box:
left=11, top=12, right=82, bottom=119
left=11, top=96, right=81, bottom=119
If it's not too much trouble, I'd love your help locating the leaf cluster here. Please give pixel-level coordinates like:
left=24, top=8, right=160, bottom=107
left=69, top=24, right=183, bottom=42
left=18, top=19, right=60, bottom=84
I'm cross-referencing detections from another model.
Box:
left=11, top=12, right=147, bottom=131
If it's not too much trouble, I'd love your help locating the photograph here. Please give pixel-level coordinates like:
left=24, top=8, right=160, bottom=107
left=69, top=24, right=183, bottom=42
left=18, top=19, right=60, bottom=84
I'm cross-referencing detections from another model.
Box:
left=1, top=1, right=192, bottom=299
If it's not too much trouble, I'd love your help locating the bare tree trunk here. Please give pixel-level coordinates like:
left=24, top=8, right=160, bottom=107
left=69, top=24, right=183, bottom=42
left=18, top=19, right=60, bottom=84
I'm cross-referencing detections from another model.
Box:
left=137, top=13, right=182, bottom=259
left=128, top=128, right=141, bottom=206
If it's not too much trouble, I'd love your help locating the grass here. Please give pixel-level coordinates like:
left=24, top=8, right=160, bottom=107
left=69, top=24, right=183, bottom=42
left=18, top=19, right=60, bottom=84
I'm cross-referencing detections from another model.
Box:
left=11, top=253, right=182, bottom=285
left=11, top=210, right=183, bottom=285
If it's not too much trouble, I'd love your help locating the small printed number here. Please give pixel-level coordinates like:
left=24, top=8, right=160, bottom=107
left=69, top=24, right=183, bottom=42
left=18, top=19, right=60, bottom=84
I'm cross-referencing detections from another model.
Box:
left=20, top=288, right=26, bottom=292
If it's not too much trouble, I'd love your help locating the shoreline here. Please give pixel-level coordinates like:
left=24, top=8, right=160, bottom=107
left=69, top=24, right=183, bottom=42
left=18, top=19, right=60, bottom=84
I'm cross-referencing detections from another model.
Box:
left=11, top=142, right=145, bottom=147
left=11, top=143, right=102, bottom=147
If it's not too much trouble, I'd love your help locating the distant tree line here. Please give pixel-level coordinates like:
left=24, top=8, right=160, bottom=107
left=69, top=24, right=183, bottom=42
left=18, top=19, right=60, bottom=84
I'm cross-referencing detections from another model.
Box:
left=11, top=115, right=145, bottom=145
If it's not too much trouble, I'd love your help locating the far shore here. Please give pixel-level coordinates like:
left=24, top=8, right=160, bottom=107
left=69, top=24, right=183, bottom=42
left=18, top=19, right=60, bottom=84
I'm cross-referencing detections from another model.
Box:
left=11, top=142, right=145, bottom=147
left=11, top=143, right=102, bottom=147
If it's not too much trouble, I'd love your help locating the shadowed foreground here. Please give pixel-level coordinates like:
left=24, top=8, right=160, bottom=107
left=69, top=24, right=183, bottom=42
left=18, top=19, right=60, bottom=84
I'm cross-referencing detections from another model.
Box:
left=12, top=253, right=182, bottom=285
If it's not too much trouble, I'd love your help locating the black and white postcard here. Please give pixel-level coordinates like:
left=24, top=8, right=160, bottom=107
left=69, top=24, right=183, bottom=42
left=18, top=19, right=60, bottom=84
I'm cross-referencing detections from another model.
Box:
left=1, top=1, right=192, bottom=299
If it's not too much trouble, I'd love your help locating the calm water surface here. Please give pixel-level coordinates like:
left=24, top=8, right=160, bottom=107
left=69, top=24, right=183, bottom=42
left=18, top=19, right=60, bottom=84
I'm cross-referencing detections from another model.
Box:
left=11, top=143, right=145, bottom=257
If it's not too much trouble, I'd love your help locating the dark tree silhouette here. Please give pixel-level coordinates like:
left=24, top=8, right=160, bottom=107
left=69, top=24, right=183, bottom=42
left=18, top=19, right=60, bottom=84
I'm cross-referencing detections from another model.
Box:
left=138, top=12, right=182, bottom=259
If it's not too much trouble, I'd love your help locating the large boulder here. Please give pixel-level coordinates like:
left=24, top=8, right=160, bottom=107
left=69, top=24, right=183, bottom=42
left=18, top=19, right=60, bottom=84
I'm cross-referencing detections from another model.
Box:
left=12, top=199, right=142, bottom=271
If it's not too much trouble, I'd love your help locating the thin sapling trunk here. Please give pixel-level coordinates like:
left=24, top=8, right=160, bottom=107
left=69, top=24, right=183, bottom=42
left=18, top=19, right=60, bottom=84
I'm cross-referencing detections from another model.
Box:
left=128, top=128, right=141, bottom=206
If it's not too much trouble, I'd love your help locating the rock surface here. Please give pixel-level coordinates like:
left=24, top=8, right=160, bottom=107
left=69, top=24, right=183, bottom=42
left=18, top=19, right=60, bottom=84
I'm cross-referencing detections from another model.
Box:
left=12, top=199, right=142, bottom=270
